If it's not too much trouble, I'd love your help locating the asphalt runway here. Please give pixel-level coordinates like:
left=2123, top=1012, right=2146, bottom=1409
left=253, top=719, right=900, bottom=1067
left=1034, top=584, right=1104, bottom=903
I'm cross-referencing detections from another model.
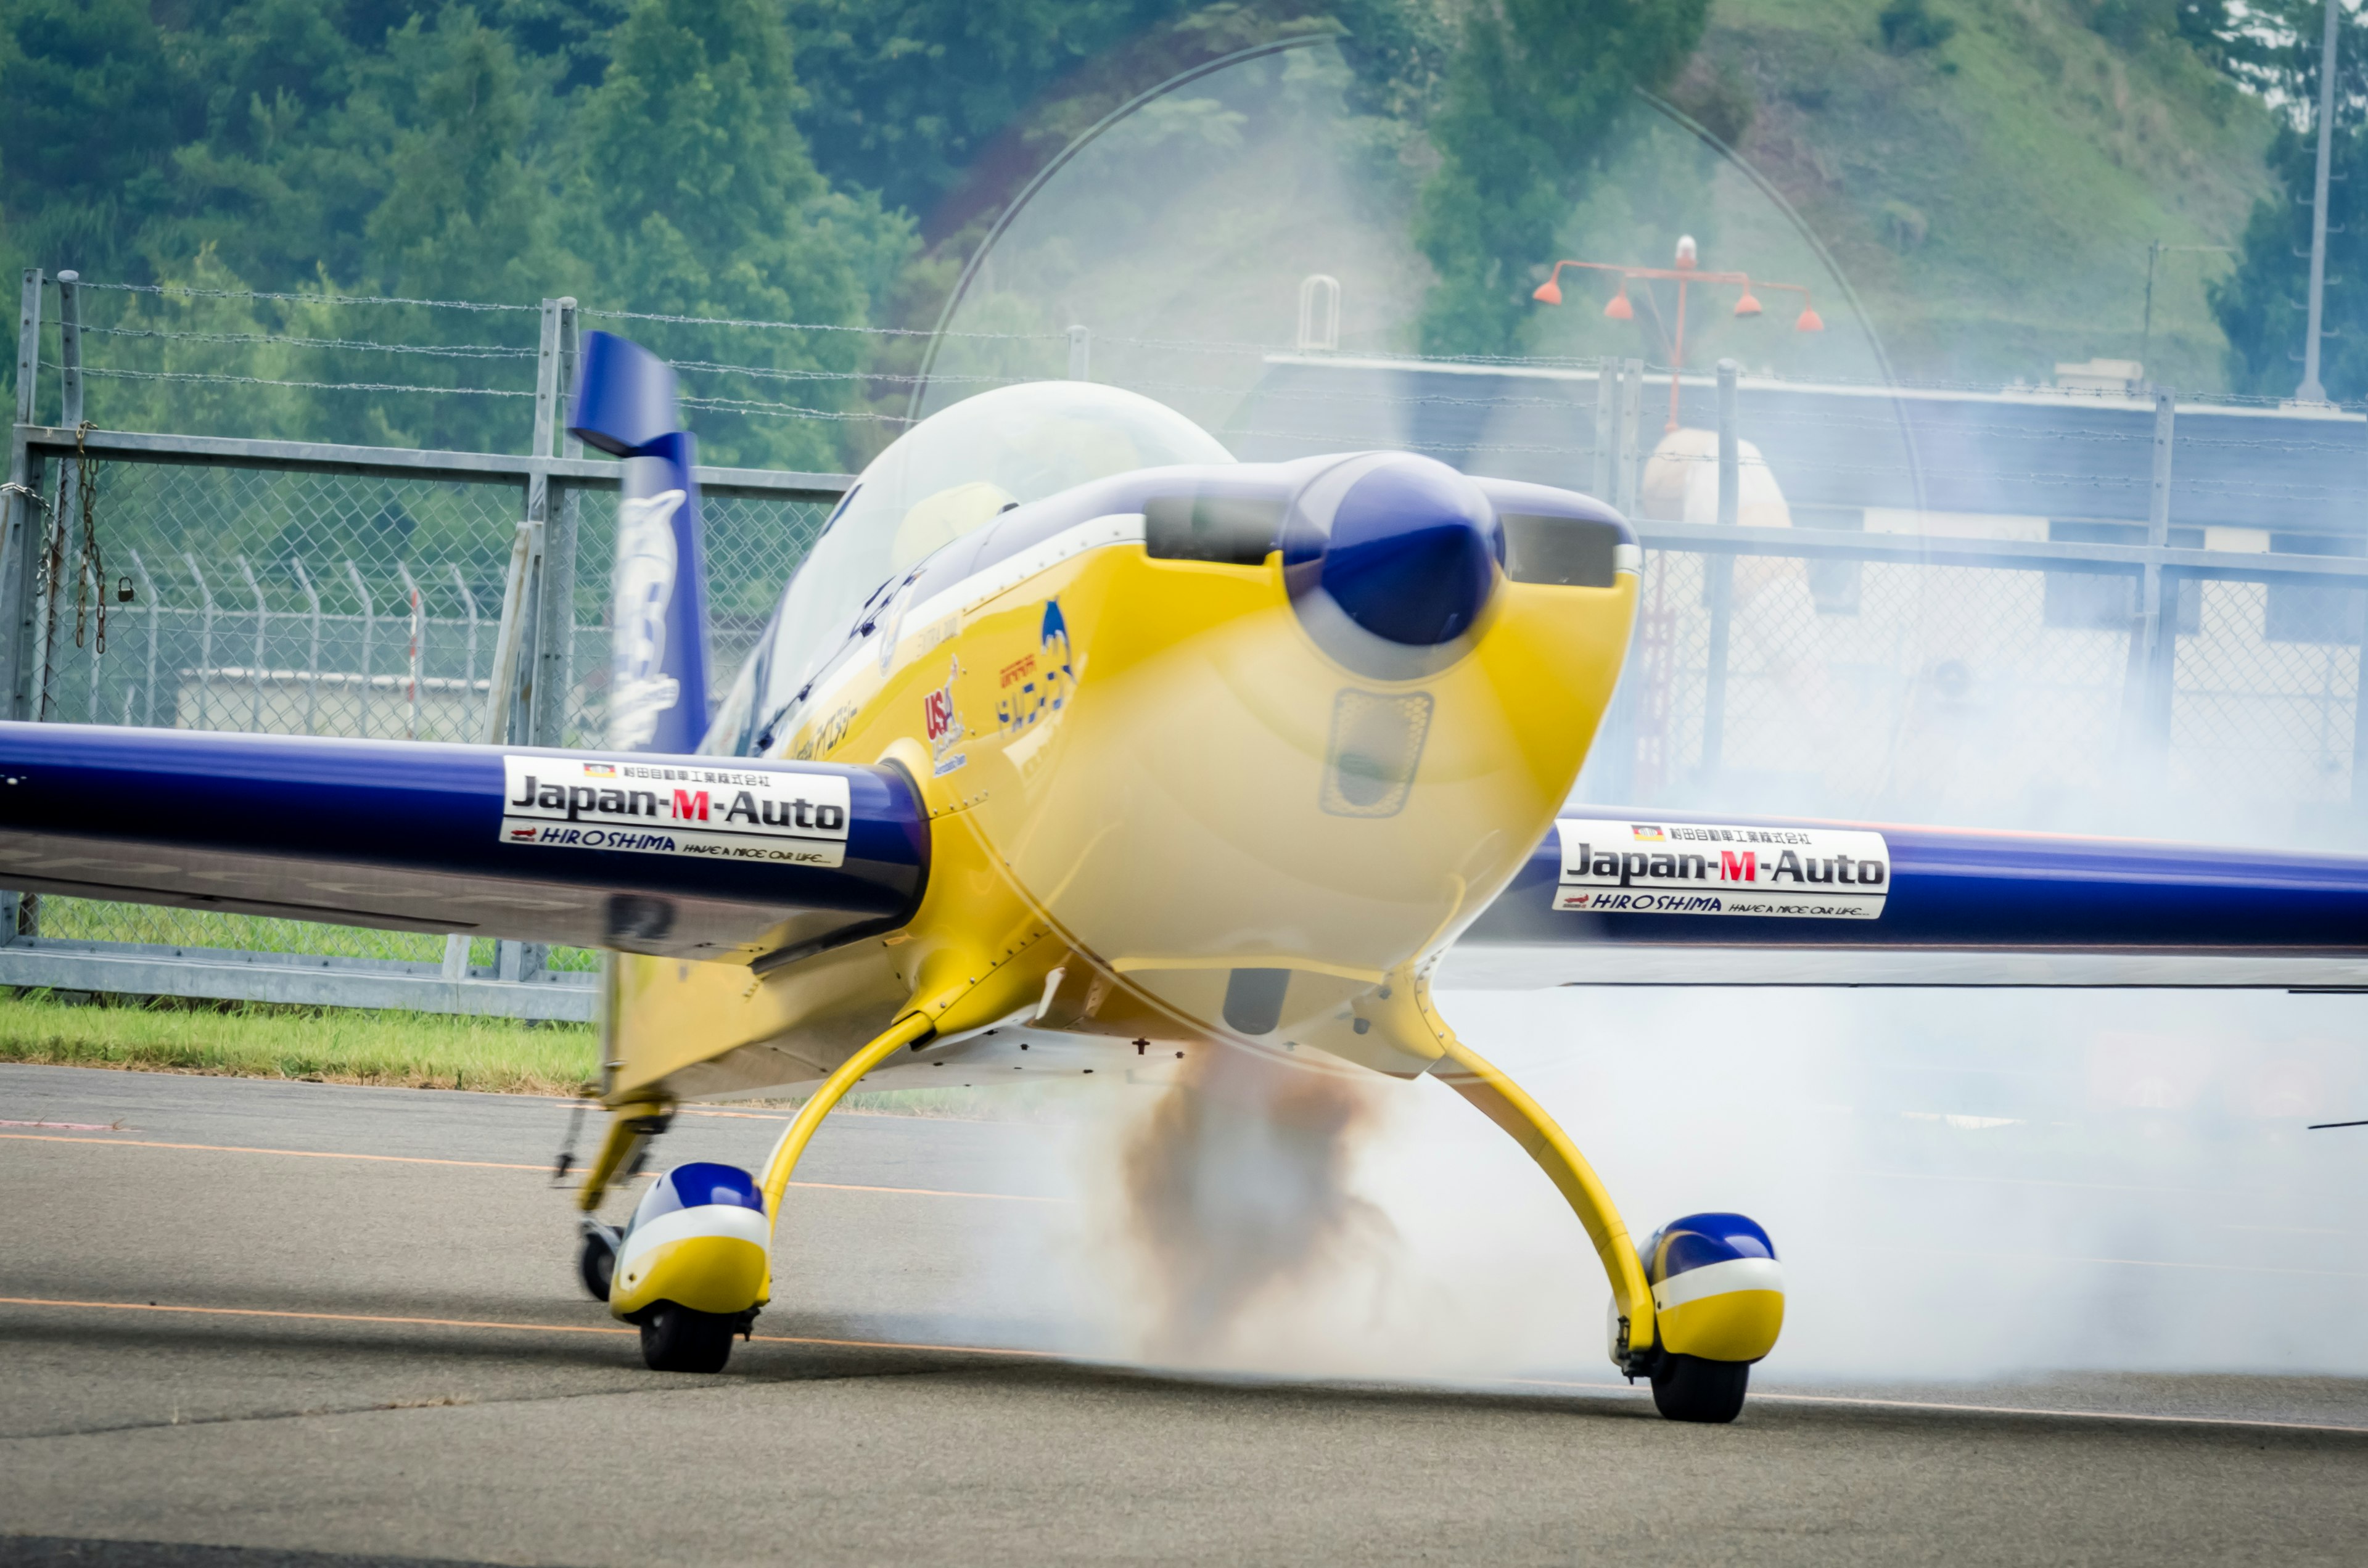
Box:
left=4, top=1064, right=2366, bottom=1567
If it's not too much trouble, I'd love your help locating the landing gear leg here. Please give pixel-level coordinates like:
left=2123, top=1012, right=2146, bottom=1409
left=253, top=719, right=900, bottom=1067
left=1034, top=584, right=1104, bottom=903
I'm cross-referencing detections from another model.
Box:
left=1425, top=1027, right=1663, bottom=1376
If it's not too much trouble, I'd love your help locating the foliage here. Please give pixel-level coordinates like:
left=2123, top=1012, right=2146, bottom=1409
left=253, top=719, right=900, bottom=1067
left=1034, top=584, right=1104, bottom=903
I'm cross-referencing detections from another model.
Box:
left=2208, top=2, right=2368, bottom=400
left=1879, top=0, right=1957, bottom=54
left=1413, top=0, right=1711, bottom=357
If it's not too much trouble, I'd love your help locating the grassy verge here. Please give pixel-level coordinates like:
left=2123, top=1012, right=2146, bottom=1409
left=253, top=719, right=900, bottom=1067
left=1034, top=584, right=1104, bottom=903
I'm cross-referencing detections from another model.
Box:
left=0, top=990, right=598, bottom=1096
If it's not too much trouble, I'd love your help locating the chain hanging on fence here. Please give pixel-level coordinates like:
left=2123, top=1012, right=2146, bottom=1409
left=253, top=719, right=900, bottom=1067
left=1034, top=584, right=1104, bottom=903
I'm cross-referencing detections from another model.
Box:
left=73, top=421, right=106, bottom=653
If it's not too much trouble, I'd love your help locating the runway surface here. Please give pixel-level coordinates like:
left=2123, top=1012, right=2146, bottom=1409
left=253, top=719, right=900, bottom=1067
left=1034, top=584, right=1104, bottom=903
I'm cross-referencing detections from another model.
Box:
left=4, top=1062, right=2366, bottom=1567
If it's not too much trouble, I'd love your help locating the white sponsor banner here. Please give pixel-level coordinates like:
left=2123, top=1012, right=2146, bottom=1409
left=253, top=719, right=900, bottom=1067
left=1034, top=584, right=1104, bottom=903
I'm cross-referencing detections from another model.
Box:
left=500, top=757, right=849, bottom=868
left=1555, top=816, right=1889, bottom=919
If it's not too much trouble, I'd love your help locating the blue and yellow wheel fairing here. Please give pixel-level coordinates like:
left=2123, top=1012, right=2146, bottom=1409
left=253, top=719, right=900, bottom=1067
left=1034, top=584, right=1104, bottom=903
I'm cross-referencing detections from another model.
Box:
left=608, top=1162, right=771, bottom=1320
left=1643, top=1212, right=1784, bottom=1363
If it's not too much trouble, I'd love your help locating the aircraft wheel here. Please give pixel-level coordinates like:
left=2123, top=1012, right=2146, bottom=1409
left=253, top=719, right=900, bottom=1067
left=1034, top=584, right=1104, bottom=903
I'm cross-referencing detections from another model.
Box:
left=639, top=1302, right=736, bottom=1374
left=577, top=1227, right=617, bottom=1302
left=1650, top=1353, right=1749, bottom=1424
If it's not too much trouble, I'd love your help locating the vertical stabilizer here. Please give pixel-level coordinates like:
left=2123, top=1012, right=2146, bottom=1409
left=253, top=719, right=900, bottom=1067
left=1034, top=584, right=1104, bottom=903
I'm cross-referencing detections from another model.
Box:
left=570, top=331, right=710, bottom=753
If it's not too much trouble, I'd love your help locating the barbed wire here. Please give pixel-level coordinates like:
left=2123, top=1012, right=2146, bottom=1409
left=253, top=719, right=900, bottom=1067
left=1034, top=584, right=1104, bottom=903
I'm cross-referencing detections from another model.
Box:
left=83, top=325, right=537, bottom=359
left=680, top=393, right=915, bottom=424
left=586, top=306, right=1063, bottom=341
left=65, top=366, right=536, bottom=398
left=76, top=281, right=541, bottom=312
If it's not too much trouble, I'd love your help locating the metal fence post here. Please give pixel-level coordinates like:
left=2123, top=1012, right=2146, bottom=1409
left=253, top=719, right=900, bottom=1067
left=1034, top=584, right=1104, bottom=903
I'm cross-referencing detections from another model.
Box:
left=4, top=269, right=47, bottom=734
left=238, top=556, right=265, bottom=731
left=398, top=561, right=424, bottom=741
left=528, top=299, right=574, bottom=753
left=1614, top=358, right=1642, bottom=518
left=56, top=271, right=80, bottom=427
left=344, top=559, right=373, bottom=738
left=130, top=549, right=157, bottom=727
left=1068, top=324, right=1091, bottom=382
left=1591, top=359, right=1616, bottom=500
left=2126, top=390, right=2176, bottom=756
left=291, top=558, right=321, bottom=734
left=184, top=553, right=216, bottom=731
left=0, top=269, right=35, bottom=934
left=1700, top=359, right=1740, bottom=781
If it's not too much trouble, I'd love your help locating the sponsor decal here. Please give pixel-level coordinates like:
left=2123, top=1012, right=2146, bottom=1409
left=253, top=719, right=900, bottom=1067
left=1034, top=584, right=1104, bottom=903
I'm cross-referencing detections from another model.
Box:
left=1553, top=816, right=1889, bottom=919
left=498, top=756, right=850, bottom=868
left=996, top=599, right=1077, bottom=736
left=922, top=657, right=966, bottom=764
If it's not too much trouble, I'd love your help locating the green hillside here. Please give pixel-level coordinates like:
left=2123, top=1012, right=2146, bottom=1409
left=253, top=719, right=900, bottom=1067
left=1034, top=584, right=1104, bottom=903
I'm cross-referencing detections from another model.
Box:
left=1690, top=0, right=2276, bottom=390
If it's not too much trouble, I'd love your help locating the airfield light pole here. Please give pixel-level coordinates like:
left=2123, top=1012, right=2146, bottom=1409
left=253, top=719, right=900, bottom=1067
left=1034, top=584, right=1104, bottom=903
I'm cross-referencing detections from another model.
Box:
left=1533, top=236, right=1824, bottom=432
left=2299, top=0, right=2340, bottom=403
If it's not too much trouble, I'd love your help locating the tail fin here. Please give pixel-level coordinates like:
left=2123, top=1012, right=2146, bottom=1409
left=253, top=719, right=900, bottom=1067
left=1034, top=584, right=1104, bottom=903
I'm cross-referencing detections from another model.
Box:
left=570, top=331, right=711, bottom=754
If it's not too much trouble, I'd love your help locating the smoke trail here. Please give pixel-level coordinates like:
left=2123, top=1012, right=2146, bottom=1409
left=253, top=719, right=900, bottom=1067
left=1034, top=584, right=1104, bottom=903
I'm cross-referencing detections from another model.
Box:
left=1114, top=1041, right=1398, bottom=1364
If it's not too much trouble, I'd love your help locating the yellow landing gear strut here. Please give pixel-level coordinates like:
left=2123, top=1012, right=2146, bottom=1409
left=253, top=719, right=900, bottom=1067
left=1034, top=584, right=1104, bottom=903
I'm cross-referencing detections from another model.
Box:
left=1354, top=972, right=1780, bottom=1421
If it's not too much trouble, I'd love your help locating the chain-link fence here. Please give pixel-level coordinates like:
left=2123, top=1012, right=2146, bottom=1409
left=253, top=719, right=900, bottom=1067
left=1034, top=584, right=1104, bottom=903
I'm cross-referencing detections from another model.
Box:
left=1584, top=536, right=2368, bottom=838
left=19, top=456, right=834, bottom=981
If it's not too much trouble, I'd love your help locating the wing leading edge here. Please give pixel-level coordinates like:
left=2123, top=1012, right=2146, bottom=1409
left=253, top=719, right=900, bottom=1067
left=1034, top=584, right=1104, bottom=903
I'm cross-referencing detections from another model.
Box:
left=0, top=722, right=927, bottom=963
left=1445, top=810, right=2368, bottom=987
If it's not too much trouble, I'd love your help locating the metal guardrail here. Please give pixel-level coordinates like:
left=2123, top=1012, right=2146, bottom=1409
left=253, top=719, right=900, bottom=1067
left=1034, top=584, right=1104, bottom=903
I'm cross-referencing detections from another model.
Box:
left=0, top=272, right=845, bottom=1019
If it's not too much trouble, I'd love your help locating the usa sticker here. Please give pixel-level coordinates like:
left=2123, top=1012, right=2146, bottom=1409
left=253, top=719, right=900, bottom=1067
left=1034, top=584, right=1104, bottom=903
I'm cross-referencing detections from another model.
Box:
left=500, top=756, right=850, bottom=868
left=1555, top=817, right=1889, bottom=919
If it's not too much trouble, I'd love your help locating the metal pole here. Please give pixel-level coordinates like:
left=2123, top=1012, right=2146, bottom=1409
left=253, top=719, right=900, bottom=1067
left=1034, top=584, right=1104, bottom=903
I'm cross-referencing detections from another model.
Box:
left=57, top=270, right=80, bottom=427
left=557, top=298, right=583, bottom=462
left=4, top=269, right=46, bottom=726
left=238, top=556, right=265, bottom=731
left=2140, top=241, right=2160, bottom=381
left=1614, top=358, right=1642, bottom=517
left=453, top=562, right=480, bottom=707
left=183, top=553, right=215, bottom=731
left=290, top=557, right=321, bottom=734
left=1700, top=359, right=1740, bottom=781
left=1592, top=360, right=1616, bottom=499
left=398, top=561, right=423, bottom=741
left=2127, top=390, right=2176, bottom=751
left=131, top=549, right=156, bottom=727
left=1067, top=324, right=1091, bottom=382
left=345, top=560, right=373, bottom=739
left=2301, top=0, right=2340, bottom=403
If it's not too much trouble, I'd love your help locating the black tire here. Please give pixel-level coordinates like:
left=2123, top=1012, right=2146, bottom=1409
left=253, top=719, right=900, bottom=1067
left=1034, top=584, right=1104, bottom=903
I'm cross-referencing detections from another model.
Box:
left=577, top=1229, right=617, bottom=1302
left=1650, top=1353, right=1750, bottom=1423
left=639, top=1302, right=736, bottom=1374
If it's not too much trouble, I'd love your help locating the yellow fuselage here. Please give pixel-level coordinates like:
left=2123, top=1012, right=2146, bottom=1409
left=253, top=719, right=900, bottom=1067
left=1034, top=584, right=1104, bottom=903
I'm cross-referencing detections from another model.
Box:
left=604, top=531, right=1635, bottom=1101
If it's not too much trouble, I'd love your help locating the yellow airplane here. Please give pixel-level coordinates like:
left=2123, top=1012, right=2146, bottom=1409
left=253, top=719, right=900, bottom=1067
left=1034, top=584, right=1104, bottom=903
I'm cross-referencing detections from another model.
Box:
left=10, top=332, right=2361, bottom=1423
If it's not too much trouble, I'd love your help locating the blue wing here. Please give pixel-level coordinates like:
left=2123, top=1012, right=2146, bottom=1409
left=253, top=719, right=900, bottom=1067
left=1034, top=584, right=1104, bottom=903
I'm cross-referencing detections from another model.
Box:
left=1447, top=810, right=2368, bottom=987
left=0, top=722, right=926, bottom=963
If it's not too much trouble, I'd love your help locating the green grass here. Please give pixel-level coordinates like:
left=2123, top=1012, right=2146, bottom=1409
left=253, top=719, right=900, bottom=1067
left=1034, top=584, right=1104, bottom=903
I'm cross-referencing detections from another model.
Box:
left=1696, top=0, right=2276, bottom=388
left=0, top=990, right=599, bottom=1096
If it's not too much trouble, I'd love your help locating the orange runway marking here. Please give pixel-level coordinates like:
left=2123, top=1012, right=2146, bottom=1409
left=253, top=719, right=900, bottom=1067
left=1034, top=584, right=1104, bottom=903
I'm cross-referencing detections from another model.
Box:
left=0, top=1296, right=1061, bottom=1360
left=0, top=1133, right=1066, bottom=1204
left=1497, top=1377, right=2368, bottom=1435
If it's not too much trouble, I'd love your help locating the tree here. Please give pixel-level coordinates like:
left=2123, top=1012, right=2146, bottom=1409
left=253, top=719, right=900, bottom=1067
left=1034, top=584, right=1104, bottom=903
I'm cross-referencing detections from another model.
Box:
left=1412, top=0, right=1710, bottom=358
left=561, top=0, right=911, bottom=467
left=2208, top=2, right=2368, bottom=400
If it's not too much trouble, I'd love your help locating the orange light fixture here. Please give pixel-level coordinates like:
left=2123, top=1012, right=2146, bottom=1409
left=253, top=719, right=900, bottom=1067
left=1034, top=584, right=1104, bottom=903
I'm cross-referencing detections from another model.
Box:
left=1532, top=275, right=1564, bottom=305
left=1733, top=290, right=1764, bottom=318
left=1794, top=305, right=1824, bottom=332
left=1603, top=288, right=1635, bottom=321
